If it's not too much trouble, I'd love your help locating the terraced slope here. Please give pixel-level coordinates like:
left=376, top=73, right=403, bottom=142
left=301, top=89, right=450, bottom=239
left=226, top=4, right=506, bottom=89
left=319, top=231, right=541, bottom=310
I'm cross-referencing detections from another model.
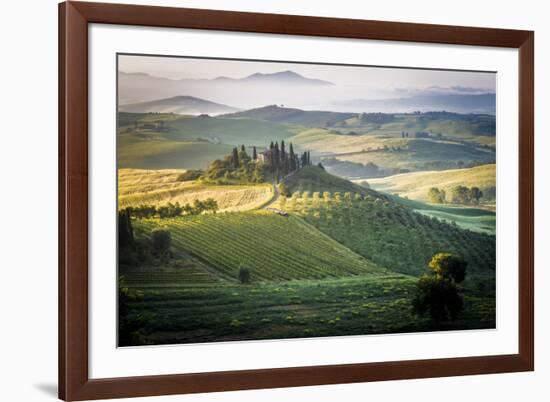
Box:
left=135, top=211, right=386, bottom=283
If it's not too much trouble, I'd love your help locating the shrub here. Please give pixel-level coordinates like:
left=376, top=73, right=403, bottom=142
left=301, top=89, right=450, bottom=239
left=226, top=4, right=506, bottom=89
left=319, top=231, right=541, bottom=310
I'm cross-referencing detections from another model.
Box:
left=279, top=183, right=291, bottom=197
left=238, top=265, right=251, bottom=284
left=427, top=187, right=446, bottom=204
left=177, top=169, right=204, bottom=181
left=151, top=228, right=171, bottom=257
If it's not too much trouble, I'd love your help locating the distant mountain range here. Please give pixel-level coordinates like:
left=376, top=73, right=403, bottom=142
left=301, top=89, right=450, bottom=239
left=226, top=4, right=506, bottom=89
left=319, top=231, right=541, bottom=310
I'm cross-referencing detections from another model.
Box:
left=333, top=93, right=496, bottom=114
left=119, top=70, right=334, bottom=105
left=223, top=70, right=334, bottom=86
left=119, top=95, right=240, bottom=115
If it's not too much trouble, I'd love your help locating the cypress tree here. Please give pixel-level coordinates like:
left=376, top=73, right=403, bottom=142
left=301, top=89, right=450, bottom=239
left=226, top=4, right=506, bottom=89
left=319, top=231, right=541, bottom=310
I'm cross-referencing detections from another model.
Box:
left=241, top=144, right=245, bottom=152
left=252, top=146, right=257, bottom=161
left=289, top=143, right=296, bottom=171
left=274, top=142, right=280, bottom=170
left=231, top=147, right=239, bottom=169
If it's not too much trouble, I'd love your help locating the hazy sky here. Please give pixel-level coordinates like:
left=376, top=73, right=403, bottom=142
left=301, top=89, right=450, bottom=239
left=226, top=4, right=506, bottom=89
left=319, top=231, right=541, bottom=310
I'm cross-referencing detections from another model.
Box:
left=119, top=54, right=496, bottom=94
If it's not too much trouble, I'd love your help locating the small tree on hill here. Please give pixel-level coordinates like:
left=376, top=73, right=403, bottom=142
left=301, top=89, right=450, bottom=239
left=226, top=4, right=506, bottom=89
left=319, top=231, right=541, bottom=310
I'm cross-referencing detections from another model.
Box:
left=238, top=265, right=251, bottom=284
left=412, top=253, right=467, bottom=322
left=428, top=252, right=467, bottom=284
left=427, top=187, right=446, bottom=204
left=412, top=275, right=463, bottom=322
left=252, top=146, right=257, bottom=161
left=151, top=228, right=171, bottom=258
left=469, top=187, right=483, bottom=204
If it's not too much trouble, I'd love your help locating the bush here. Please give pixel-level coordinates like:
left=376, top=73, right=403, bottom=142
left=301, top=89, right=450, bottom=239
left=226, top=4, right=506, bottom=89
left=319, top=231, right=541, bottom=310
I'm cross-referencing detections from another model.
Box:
left=279, top=183, right=291, bottom=197
left=151, top=228, right=171, bottom=257
left=427, top=187, right=446, bottom=204
left=177, top=169, right=204, bottom=181
left=238, top=265, right=251, bottom=284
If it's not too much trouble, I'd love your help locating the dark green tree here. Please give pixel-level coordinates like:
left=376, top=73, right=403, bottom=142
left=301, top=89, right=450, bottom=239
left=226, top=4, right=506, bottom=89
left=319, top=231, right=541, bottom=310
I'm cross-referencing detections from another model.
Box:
left=412, top=252, right=467, bottom=322
left=428, top=253, right=467, bottom=284
left=238, top=265, right=251, bottom=284
left=412, top=275, right=463, bottom=322
left=289, top=143, right=296, bottom=171
left=151, top=228, right=171, bottom=258
left=231, top=147, right=240, bottom=169
left=469, top=187, right=483, bottom=204
left=252, top=146, right=257, bottom=161
left=118, top=209, right=134, bottom=250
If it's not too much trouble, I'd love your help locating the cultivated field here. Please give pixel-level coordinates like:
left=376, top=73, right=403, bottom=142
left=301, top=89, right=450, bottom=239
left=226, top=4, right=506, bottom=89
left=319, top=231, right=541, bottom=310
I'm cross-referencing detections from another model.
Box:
left=274, top=188, right=495, bottom=278
left=118, top=169, right=274, bottom=212
left=134, top=211, right=385, bottom=282
left=122, top=275, right=494, bottom=345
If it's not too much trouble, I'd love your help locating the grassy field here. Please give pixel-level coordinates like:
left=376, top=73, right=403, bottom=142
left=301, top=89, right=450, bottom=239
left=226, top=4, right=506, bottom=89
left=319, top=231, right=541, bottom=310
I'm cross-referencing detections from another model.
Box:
left=118, top=169, right=274, bottom=212
left=122, top=275, right=495, bottom=345
left=388, top=195, right=496, bottom=234
left=367, top=164, right=496, bottom=203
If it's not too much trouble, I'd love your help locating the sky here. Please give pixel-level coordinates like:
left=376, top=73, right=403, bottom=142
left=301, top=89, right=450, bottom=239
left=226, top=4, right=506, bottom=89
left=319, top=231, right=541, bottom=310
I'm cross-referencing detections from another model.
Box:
left=118, top=54, right=496, bottom=95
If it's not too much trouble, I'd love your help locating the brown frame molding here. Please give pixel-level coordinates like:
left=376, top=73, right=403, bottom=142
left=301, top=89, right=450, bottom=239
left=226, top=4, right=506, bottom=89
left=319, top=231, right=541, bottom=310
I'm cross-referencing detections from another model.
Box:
left=59, top=1, right=534, bottom=400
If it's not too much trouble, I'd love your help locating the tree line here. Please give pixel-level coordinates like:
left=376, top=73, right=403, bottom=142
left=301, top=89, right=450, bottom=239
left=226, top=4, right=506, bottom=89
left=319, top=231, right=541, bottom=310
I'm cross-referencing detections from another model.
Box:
left=123, top=199, right=219, bottom=220
left=264, top=140, right=311, bottom=183
left=427, top=185, right=484, bottom=205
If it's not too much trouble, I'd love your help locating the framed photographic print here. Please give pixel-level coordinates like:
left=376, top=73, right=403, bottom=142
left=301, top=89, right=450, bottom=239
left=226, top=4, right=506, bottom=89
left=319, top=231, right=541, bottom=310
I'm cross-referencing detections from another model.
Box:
left=59, top=1, right=534, bottom=400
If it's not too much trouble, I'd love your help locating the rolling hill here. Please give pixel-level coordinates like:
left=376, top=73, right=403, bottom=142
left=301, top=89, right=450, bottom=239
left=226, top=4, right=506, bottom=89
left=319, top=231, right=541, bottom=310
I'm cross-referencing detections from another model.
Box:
left=119, top=95, right=240, bottom=115
left=136, top=211, right=386, bottom=282
left=367, top=164, right=496, bottom=203
left=274, top=168, right=496, bottom=278
left=223, top=105, right=355, bottom=127
left=285, top=165, right=378, bottom=197
left=118, top=169, right=274, bottom=212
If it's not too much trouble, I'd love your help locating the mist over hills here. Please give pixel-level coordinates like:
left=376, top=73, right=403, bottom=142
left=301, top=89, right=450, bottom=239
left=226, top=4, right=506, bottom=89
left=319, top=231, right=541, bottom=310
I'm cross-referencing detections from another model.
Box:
left=333, top=92, right=496, bottom=114
left=118, top=70, right=335, bottom=106
left=119, top=95, right=240, bottom=115
left=119, top=70, right=495, bottom=114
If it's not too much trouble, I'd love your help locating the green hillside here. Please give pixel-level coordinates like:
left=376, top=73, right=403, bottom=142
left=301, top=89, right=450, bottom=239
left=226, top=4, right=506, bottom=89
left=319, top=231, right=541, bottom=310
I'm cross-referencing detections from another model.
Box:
left=117, top=112, right=300, bottom=169
left=285, top=165, right=375, bottom=196
left=388, top=195, right=496, bottom=234
left=368, top=164, right=496, bottom=203
left=275, top=185, right=495, bottom=278
left=135, top=211, right=386, bottom=283
left=223, top=104, right=355, bottom=127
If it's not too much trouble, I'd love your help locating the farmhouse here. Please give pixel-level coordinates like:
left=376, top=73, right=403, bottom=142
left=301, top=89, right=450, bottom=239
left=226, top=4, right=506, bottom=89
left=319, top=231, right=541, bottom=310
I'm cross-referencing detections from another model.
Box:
left=257, top=149, right=271, bottom=164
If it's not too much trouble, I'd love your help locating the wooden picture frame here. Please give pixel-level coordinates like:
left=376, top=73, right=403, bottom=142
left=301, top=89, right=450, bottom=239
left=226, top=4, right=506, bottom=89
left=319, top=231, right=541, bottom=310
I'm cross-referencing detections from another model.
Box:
left=59, top=1, right=534, bottom=400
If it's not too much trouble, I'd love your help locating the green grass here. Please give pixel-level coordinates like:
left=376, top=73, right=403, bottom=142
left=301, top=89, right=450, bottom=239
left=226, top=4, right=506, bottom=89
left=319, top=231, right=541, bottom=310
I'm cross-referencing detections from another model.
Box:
left=122, top=275, right=495, bottom=345
left=117, top=136, right=233, bottom=170
left=135, top=211, right=385, bottom=283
